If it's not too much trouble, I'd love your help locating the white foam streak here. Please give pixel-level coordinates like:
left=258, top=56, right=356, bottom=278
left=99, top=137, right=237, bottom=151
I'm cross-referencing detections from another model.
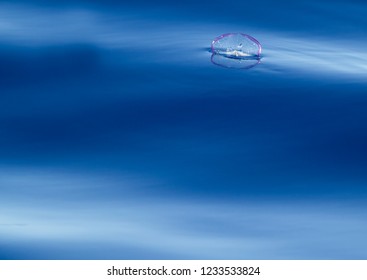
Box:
left=0, top=3, right=366, bottom=77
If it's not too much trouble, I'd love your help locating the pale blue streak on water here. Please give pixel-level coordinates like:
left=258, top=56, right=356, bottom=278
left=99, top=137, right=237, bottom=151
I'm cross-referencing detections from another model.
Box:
left=0, top=0, right=367, bottom=259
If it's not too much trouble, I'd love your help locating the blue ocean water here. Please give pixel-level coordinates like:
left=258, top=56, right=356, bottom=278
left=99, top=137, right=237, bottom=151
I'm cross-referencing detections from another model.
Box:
left=0, top=0, right=367, bottom=259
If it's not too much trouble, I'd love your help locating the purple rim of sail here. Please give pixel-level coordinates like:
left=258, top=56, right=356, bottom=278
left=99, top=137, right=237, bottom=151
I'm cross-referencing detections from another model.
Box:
left=211, top=33, right=262, bottom=57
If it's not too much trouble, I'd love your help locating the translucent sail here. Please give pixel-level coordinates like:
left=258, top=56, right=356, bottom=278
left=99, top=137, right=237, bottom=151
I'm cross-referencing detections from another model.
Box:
left=211, top=33, right=262, bottom=58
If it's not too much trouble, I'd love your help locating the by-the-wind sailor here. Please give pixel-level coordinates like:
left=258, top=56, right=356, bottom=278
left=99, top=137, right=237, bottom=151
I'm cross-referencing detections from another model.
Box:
left=211, top=33, right=262, bottom=58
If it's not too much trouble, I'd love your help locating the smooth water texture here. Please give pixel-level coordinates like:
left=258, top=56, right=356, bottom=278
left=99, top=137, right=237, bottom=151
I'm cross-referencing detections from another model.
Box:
left=1, top=0, right=367, bottom=259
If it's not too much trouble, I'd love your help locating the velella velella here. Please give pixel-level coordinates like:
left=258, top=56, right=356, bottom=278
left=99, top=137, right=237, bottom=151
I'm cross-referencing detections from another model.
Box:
left=211, top=33, right=262, bottom=59
left=210, top=33, right=261, bottom=69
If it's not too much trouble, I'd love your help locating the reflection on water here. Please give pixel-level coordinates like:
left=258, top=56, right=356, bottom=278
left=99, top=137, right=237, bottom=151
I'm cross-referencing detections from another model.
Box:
left=211, top=54, right=261, bottom=69
left=0, top=0, right=367, bottom=259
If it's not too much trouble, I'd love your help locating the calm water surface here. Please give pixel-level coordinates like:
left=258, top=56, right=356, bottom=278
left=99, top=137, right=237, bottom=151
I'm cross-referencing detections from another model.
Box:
left=0, top=0, right=367, bottom=259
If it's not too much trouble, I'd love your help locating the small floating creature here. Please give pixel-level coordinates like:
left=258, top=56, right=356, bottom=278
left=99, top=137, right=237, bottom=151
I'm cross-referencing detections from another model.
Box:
left=211, top=33, right=262, bottom=59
